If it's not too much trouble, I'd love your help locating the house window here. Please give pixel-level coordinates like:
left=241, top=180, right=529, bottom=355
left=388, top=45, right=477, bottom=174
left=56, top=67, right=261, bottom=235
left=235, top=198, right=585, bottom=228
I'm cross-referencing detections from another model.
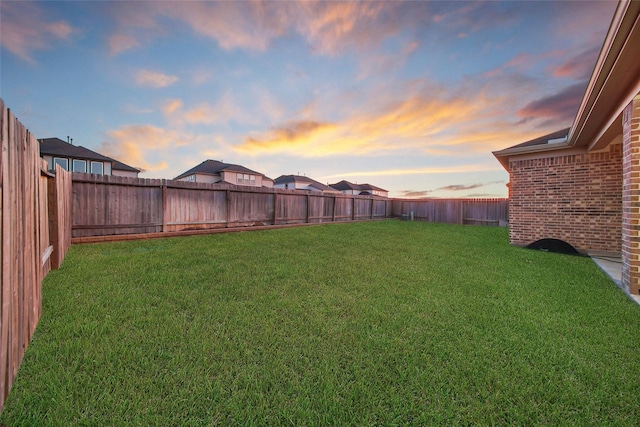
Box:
left=186, top=175, right=195, bottom=182
left=90, top=161, right=104, bottom=175
left=237, top=173, right=255, bottom=185
left=53, top=157, right=69, bottom=171
left=73, top=159, right=87, bottom=173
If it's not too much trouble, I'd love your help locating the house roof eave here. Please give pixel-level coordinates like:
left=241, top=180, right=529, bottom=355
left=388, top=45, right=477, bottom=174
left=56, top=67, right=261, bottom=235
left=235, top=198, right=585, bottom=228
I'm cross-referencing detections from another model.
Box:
left=492, top=142, right=572, bottom=172
left=569, top=0, right=640, bottom=148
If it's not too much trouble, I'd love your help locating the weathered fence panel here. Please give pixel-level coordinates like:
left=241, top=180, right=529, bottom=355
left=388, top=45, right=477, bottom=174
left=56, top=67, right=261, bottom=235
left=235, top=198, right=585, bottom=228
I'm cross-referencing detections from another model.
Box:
left=334, top=197, right=353, bottom=221
left=70, top=175, right=392, bottom=239
left=463, top=199, right=509, bottom=226
left=308, top=195, right=334, bottom=223
left=228, top=190, right=275, bottom=226
left=165, top=186, right=227, bottom=232
left=373, top=199, right=388, bottom=218
left=0, top=100, right=71, bottom=412
left=392, top=198, right=508, bottom=226
left=276, top=193, right=307, bottom=224
left=72, top=174, right=164, bottom=237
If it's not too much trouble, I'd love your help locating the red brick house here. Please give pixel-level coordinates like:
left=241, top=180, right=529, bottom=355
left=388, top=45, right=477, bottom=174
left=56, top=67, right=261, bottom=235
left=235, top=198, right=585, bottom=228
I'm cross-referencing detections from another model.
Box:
left=493, top=1, right=640, bottom=296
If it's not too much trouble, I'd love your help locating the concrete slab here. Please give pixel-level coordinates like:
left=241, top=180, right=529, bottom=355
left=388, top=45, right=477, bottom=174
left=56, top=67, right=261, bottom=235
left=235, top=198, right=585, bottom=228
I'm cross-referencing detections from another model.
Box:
left=588, top=251, right=640, bottom=306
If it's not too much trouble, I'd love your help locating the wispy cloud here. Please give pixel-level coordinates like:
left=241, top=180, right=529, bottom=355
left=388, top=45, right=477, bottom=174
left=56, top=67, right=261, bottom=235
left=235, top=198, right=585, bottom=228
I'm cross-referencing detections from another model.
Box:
left=551, top=47, right=600, bottom=80
left=0, top=2, right=74, bottom=62
left=236, top=77, right=546, bottom=158
left=162, top=94, right=254, bottom=127
left=399, top=190, right=431, bottom=198
left=517, top=82, right=586, bottom=127
left=100, top=125, right=188, bottom=172
left=398, top=180, right=504, bottom=199
left=438, top=183, right=485, bottom=192
left=322, top=164, right=502, bottom=180
left=135, top=70, right=179, bottom=88
left=242, top=120, right=338, bottom=153
left=437, top=180, right=503, bottom=192
left=108, top=34, right=140, bottom=56
left=106, top=1, right=412, bottom=57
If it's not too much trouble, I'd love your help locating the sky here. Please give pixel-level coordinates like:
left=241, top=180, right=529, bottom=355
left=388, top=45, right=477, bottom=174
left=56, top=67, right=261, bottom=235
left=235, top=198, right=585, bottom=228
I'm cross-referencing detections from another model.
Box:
left=0, top=0, right=618, bottom=198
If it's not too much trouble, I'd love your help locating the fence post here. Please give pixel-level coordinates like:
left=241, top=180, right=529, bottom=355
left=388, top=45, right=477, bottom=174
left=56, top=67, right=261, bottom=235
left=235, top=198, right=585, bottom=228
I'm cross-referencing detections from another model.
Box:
left=46, top=175, right=59, bottom=268
left=370, top=198, right=374, bottom=219
left=306, top=194, right=310, bottom=223
left=273, top=192, right=278, bottom=226
left=352, top=197, right=355, bottom=221
left=226, top=190, right=231, bottom=228
left=161, top=183, right=168, bottom=233
left=333, top=196, right=337, bottom=222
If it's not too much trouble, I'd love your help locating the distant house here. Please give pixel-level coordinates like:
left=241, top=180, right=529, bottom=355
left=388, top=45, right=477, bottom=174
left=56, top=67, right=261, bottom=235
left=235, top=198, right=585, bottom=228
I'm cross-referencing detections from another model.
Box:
left=330, top=180, right=389, bottom=197
left=39, top=137, right=140, bottom=177
left=273, top=175, right=341, bottom=194
left=174, top=159, right=274, bottom=188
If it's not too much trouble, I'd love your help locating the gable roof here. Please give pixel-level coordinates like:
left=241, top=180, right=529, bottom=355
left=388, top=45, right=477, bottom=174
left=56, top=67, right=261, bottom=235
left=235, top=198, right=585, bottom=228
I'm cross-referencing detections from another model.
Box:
left=330, top=180, right=361, bottom=191
left=39, top=137, right=140, bottom=172
left=274, top=175, right=337, bottom=192
left=40, top=137, right=113, bottom=162
left=110, top=158, right=141, bottom=172
left=493, top=1, right=640, bottom=171
left=174, top=159, right=264, bottom=180
left=359, top=183, right=388, bottom=192
left=329, top=180, right=388, bottom=193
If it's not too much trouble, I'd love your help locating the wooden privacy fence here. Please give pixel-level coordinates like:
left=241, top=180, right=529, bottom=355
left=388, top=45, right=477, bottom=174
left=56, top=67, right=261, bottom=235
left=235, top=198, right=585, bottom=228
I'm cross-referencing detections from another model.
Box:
left=392, top=198, right=508, bottom=226
left=0, top=100, right=72, bottom=412
left=71, top=174, right=392, bottom=239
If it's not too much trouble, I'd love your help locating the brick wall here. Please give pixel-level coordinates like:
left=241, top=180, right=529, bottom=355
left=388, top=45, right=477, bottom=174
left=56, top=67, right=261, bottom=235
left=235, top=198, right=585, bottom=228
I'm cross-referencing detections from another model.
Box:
left=508, top=141, right=622, bottom=252
left=622, top=94, right=640, bottom=295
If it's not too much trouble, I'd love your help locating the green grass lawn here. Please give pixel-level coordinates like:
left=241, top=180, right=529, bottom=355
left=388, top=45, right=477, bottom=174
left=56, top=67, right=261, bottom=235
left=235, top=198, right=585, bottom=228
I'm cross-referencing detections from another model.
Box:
left=1, top=221, right=639, bottom=426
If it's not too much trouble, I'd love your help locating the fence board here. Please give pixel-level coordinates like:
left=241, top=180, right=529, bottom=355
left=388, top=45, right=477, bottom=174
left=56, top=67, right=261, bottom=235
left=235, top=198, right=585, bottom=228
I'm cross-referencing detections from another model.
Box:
left=0, top=98, right=9, bottom=409
left=0, top=100, right=72, bottom=411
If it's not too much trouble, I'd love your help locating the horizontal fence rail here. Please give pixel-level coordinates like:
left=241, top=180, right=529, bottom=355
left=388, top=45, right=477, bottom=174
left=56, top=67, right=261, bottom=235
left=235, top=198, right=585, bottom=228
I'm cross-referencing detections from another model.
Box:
left=71, top=174, right=392, bottom=239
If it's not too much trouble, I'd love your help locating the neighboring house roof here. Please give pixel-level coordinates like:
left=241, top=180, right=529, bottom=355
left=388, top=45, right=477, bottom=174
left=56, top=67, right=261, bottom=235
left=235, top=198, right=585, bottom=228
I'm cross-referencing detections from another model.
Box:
left=493, top=1, right=640, bottom=171
left=329, top=180, right=388, bottom=193
left=40, top=137, right=113, bottom=162
left=39, top=137, right=141, bottom=172
left=174, top=159, right=266, bottom=180
left=274, top=175, right=337, bottom=192
left=110, top=158, right=141, bottom=173
left=359, top=183, right=388, bottom=192
left=330, top=180, right=361, bottom=191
